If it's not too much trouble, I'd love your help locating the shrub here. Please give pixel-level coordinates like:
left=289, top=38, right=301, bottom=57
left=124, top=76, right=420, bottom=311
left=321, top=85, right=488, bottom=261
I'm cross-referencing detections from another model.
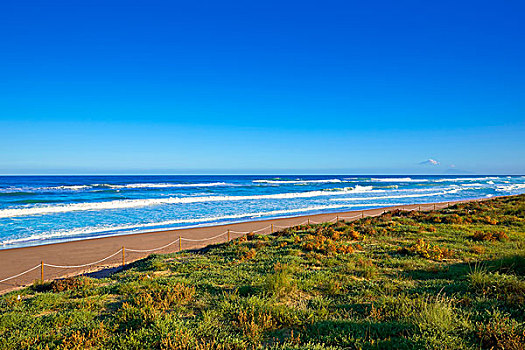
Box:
left=243, top=248, right=257, bottom=260
left=356, top=259, right=378, bottom=279
left=262, top=263, right=295, bottom=298
left=443, top=214, right=463, bottom=224
left=337, top=245, right=354, bottom=254
left=346, top=229, right=361, bottom=240
left=477, top=311, right=525, bottom=350
left=470, top=245, right=485, bottom=255
left=60, top=322, right=109, bottom=349
left=50, top=276, right=94, bottom=295
left=277, top=241, right=288, bottom=249
left=426, top=225, right=437, bottom=233
left=131, top=283, right=195, bottom=310
left=403, top=239, right=454, bottom=261
left=236, top=308, right=274, bottom=344
left=255, top=240, right=268, bottom=249
left=483, top=216, right=499, bottom=225
left=472, top=230, right=508, bottom=242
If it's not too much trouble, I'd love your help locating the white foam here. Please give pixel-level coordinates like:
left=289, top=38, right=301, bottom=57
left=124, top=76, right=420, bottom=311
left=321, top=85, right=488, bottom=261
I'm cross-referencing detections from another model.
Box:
left=434, top=177, right=500, bottom=182
left=352, top=185, right=374, bottom=192
left=253, top=179, right=344, bottom=184
left=2, top=185, right=93, bottom=192
left=369, top=177, right=428, bottom=182
left=1, top=182, right=234, bottom=193
left=100, top=182, right=232, bottom=189
left=46, top=185, right=92, bottom=191
left=495, top=184, right=525, bottom=192
left=0, top=186, right=374, bottom=218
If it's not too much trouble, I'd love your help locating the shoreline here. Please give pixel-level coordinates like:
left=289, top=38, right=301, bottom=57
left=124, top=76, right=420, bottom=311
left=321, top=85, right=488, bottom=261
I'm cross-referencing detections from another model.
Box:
left=0, top=197, right=493, bottom=294
left=0, top=203, right=411, bottom=250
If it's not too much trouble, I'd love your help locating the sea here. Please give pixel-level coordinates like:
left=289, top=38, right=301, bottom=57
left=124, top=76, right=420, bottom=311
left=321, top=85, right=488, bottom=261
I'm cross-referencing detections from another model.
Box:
left=1, top=175, right=524, bottom=249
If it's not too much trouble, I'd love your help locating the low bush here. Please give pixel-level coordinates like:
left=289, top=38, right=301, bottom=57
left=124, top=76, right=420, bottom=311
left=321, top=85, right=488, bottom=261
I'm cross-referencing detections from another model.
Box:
left=477, top=311, right=525, bottom=350
left=50, top=276, right=94, bottom=295
left=472, top=230, right=508, bottom=242
left=262, top=263, right=295, bottom=298
left=402, top=239, right=454, bottom=261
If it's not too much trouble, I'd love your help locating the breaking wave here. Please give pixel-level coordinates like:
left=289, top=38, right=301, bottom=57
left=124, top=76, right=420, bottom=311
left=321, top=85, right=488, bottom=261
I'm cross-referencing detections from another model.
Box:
left=495, top=184, right=525, bottom=192
left=369, top=177, right=428, bottom=182
left=253, top=179, right=344, bottom=184
left=0, top=182, right=234, bottom=193
left=0, top=186, right=375, bottom=218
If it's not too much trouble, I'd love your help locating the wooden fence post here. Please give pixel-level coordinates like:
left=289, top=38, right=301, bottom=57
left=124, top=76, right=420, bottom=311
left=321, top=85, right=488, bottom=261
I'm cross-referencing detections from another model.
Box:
left=271, top=224, right=273, bottom=233
left=122, top=247, right=125, bottom=266
left=179, top=236, right=182, bottom=251
left=41, top=261, right=44, bottom=282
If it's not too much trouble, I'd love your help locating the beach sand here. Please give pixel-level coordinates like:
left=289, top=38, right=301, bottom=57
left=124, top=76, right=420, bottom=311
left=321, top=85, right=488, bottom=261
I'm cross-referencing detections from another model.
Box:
left=0, top=200, right=478, bottom=294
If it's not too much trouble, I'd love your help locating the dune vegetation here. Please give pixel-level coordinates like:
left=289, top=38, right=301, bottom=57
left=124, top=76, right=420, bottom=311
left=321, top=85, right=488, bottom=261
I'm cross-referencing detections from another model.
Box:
left=1, top=195, right=524, bottom=349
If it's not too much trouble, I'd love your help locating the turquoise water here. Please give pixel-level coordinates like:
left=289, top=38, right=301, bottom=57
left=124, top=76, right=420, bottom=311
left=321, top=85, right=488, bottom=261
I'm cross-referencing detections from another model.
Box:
left=1, top=175, right=523, bottom=249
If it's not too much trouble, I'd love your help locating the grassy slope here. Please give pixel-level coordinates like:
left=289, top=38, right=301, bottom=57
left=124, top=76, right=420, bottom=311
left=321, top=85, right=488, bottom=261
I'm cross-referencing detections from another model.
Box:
left=1, top=195, right=524, bottom=350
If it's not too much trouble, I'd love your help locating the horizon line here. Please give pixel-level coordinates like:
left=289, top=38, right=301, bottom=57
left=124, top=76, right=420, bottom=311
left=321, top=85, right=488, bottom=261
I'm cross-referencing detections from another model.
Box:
left=0, top=173, right=521, bottom=177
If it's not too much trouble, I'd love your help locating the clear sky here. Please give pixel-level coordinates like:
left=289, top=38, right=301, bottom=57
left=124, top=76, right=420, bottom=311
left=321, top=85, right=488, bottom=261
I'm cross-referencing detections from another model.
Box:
left=1, top=0, right=524, bottom=175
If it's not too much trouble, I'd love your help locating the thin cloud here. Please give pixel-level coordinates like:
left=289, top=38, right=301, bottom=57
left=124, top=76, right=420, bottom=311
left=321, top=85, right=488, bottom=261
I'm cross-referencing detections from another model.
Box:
left=419, top=159, right=440, bottom=166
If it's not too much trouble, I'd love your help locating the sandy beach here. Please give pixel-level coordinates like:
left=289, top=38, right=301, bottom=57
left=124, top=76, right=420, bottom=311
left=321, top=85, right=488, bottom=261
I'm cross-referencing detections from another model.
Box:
left=0, top=199, right=481, bottom=294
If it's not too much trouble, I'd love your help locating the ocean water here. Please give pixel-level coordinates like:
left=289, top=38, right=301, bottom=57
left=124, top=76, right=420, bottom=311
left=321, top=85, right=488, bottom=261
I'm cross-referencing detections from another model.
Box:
left=1, top=175, right=524, bottom=249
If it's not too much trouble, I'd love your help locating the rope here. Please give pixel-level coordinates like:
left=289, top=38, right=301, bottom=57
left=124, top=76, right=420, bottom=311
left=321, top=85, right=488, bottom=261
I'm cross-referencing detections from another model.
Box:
left=338, top=214, right=362, bottom=220
left=126, top=238, right=180, bottom=253
left=272, top=224, right=289, bottom=229
left=229, top=230, right=250, bottom=234
left=0, top=264, right=41, bottom=284
left=180, top=231, right=228, bottom=242
left=44, top=249, right=123, bottom=269
left=228, top=225, right=272, bottom=234
left=273, top=220, right=310, bottom=228
left=252, top=225, right=272, bottom=233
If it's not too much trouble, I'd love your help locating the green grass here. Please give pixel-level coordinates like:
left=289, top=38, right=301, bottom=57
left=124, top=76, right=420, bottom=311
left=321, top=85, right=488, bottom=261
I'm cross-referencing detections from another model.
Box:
left=1, top=195, right=525, bottom=349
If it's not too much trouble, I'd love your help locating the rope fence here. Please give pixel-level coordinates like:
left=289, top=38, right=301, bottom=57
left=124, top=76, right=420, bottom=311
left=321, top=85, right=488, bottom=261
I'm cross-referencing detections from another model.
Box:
left=0, top=264, right=41, bottom=284
left=0, top=200, right=464, bottom=288
left=43, top=249, right=123, bottom=269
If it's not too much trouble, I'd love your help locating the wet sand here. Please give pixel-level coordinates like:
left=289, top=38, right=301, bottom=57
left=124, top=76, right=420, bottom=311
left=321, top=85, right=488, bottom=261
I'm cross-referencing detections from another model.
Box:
left=0, top=199, right=482, bottom=294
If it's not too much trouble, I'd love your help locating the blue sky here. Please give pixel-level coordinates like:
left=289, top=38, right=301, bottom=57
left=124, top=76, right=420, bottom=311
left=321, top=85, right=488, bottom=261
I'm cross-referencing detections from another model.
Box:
left=1, top=0, right=524, bottom=174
